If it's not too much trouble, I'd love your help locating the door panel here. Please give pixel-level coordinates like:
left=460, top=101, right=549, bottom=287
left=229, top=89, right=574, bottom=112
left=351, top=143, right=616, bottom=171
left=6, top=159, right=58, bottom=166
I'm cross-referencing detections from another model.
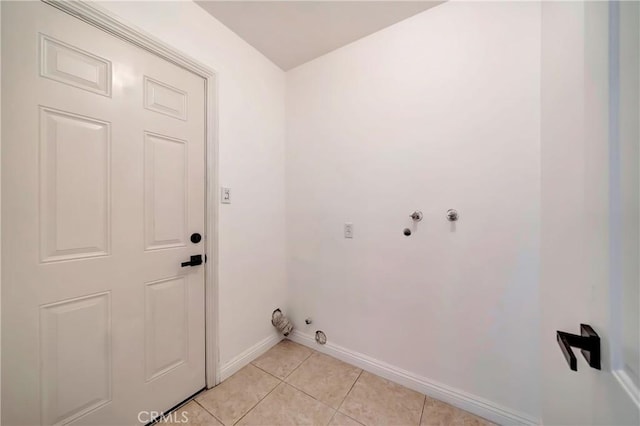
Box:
left=39, top=107, right=111, bottom=262
left=2, top=2, right=207, bottom=424
left=144, top=132, right=188, bottom=251
left=40, top=34, right=112, bottom=97
left=40, top=292, right=112, bottom=426
left=145, top=276, right=189, bottom=382
left=143, top=77, right=188, bottom=121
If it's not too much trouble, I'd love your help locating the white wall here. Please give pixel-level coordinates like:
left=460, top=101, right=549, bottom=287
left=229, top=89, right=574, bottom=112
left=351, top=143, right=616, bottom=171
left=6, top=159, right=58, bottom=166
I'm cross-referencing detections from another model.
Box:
left=285, top=1, right=540, bottom=420
left=97, top=1, right=287, bottom=371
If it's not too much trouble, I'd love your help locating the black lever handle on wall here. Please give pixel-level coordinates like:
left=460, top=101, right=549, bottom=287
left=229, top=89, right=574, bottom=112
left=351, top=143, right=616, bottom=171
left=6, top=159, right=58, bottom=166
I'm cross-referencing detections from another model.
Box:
left=556, top=324, right=601, bottom=371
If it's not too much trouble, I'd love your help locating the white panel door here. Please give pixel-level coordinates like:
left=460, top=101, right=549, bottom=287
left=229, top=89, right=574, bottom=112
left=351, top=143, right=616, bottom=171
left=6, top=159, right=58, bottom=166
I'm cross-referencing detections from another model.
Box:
left=2, top=2, right=207, bottom=425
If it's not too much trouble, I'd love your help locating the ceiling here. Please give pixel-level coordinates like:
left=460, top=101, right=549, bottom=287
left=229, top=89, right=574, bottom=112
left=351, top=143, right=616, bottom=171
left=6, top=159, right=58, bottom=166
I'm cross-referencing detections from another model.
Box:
left=195, top=1, right=444, bottom=70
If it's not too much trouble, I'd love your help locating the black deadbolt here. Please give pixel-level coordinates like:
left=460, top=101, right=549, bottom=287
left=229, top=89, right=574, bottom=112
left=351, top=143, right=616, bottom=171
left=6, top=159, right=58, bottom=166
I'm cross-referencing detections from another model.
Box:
left=191, top=233, right=202, bottom=244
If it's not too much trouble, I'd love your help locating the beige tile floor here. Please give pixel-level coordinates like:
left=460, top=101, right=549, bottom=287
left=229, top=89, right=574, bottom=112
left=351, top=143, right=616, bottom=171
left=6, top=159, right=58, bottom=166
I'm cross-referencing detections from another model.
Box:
left=163, top=340, right=494, bottom=426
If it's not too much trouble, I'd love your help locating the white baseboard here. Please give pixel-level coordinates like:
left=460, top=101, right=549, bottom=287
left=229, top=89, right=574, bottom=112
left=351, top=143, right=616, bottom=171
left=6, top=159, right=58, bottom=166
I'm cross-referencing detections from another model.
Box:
left=289, top=331, right=539, bottom=426
left=219, top=333, right=284, bottom=382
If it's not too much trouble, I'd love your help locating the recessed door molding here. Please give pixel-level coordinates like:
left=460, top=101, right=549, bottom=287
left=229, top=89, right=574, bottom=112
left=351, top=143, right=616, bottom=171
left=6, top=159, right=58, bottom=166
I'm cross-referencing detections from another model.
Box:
left=41, top=0, right=220, bottom=388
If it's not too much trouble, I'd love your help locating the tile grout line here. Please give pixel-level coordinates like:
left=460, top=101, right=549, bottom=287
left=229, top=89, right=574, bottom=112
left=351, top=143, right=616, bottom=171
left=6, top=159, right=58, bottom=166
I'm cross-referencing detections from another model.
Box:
left=278, top=381, right=338, bottom=426
left=285, top=346, right=364, bottom=425
left=347, top=413, right=366, bottom=426
left=232, top=350, right=321, bottom=426
left=277, top=350, right=335, bottom=408
left=243, top=345, right=333, bottom=424
left=197, top=362, right=285, bottom=425
left=251, top=340, right=315, bottom=382
left=284, top=379, right=327, bottom=403
left=418, top=395, right=427, bottom=426
left=193, top=398, right=227, bottom=425
left=280, top=380, right=339, bottom=412
left=278, top=350, right=365, bottom=418
left=250, top=361, right=289, bottom=382
left=333, top=409, right=366, bottom=426
left=327, top=409, right=339, bottom=426
left=231, top=380, right=284, bottom=426
left=281, top=348, right=316, bottom=381
left=336, top=369, right=364, bottom=416
left=232, top=342, right=316, bottom=424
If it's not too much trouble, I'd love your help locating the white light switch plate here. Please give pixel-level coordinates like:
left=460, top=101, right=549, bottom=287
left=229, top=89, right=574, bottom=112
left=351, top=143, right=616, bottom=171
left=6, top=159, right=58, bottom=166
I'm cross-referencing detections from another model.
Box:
left=344, top=223, right=353, bottom=238
left=221, top=187, right=231, bottom=204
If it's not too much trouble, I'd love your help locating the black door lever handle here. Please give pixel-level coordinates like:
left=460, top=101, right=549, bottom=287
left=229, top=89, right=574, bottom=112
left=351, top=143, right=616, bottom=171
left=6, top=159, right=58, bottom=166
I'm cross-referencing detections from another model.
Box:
left=181, top=255, right=203, bottom=267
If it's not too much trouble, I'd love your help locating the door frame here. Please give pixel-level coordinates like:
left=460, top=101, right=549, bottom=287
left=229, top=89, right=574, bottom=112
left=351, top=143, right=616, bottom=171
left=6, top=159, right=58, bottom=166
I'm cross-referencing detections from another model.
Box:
left=39, top=0, right=221, bottom=388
